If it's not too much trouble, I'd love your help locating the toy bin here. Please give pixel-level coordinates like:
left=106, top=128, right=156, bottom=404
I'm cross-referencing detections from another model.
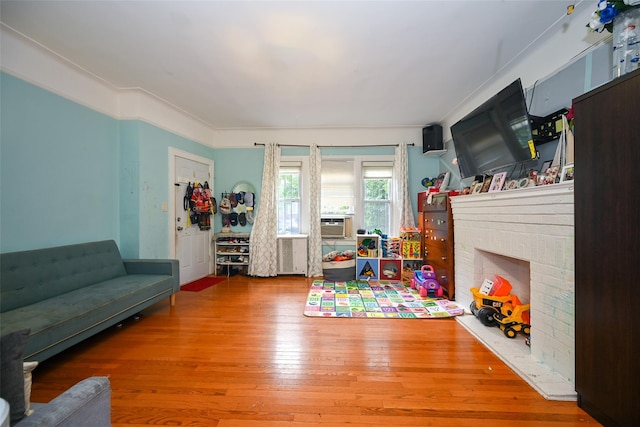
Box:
left=379, top=259, right=402, bottom=280
left=356, top=259, right=379, bottom=280
left=322, top=259, right=356, bottom=282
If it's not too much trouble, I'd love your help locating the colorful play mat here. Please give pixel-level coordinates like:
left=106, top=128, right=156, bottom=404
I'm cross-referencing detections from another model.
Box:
left=303, top=280, right=464, bottom=318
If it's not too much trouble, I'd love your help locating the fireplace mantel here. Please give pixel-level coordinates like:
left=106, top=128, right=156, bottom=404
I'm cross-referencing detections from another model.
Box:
left=450, top=182, right=576, bottom=400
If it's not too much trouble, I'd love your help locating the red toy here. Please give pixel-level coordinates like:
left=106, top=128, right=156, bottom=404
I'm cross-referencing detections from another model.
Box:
left=410, top=265, right=443, bottom=298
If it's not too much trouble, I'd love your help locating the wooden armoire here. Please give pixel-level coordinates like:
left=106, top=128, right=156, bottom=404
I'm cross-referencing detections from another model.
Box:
left=574, top=69, right=639, bottom=427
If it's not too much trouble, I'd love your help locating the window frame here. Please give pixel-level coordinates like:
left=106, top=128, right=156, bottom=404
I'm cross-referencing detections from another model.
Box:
left=277, top=157, right=309, bottom=236
left=320, top=154, right=395, bottom=239
left=362, top=161, right=394, bottom=234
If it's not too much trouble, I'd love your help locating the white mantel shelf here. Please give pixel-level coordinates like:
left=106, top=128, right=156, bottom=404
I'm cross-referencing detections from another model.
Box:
left=452, top=180, right=574, bottom=205
left=450, top=181, right=576, bottom=401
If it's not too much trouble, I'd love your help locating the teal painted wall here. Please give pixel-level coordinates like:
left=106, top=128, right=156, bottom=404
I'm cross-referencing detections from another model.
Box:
left=0, top=72, right=215, bottom=256
left=1, top=72, right=120, bottom=252
left=132, top=121, right=214, bottom=258
left=212, top=148, right=264, bottom=233
left=1, top=71, right=438, bottom=256
left=119, top=121, right=141, bottom=257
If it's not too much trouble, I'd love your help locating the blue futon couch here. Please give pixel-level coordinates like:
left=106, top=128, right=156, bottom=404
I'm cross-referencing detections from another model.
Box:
left=0, top=240, right=179, bottom=362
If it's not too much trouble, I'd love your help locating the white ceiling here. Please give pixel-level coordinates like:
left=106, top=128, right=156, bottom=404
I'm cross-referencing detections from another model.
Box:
left=1, top=0, right=579, bottom=130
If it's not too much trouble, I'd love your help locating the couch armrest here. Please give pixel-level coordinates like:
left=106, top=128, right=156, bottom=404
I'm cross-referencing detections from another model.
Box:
left=123, top=259, right=180, bottom=293
left=16, top=377, right=111, bottom=427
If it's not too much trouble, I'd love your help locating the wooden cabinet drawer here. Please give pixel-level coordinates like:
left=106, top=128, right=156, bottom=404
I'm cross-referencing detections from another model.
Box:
left=423, top=228, right=451, bottom=246
left=424, top=244, right=452, bottom=265
left=423, top=214, right=449, bottom=232
left=422, top=194, right=449, bottom=213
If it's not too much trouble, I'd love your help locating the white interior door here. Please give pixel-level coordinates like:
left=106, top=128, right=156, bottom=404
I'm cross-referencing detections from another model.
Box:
left=172, top=152, right=213, bottom=285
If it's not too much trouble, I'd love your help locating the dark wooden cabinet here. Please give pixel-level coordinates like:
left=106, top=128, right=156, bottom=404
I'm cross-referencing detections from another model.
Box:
left=574, top=69, right=639, bottom=427
left=421, top=193, right=455, bottom=299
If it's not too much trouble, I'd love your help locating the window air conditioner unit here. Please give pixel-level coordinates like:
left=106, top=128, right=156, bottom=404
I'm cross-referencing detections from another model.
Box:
left=321, top=217, right=345, bottom=238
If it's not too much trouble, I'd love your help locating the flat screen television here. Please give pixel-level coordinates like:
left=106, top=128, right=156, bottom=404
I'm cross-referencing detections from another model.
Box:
left=450, top=78, right=535, bottom=179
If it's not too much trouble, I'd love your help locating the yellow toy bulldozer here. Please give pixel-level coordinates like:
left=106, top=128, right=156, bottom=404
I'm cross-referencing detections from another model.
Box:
left=470, top=287, right=531, bottom=339
left=493, top=295, right=531, bottom=338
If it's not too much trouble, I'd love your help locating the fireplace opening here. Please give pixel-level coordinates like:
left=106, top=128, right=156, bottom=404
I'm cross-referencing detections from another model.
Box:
left=474, top=249, right=530, bottom=305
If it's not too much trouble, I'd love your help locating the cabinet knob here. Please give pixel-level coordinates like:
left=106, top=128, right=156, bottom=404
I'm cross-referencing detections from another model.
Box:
left=440, top=238, right=446, bottom=242
left=441, top=256, right=447, bottom=261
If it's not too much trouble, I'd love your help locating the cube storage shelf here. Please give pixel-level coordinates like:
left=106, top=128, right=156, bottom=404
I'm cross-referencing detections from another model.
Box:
left=355, top=233, right=421, bottom=282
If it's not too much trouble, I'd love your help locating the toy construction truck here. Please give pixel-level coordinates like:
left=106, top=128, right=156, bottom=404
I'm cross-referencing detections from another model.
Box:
left=469, top=276, right=531, bottom=339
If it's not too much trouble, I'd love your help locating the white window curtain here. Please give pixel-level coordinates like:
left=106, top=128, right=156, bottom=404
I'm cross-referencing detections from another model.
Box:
left=248, top=143, right=280, bottom=277
left=393, top=142, right=416, bottom=231
left=307, top=144, right=323, bottom=277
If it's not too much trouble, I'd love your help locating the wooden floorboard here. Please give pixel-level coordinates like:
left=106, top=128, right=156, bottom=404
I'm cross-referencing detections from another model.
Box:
left=30, top=276, right=599, bottom=426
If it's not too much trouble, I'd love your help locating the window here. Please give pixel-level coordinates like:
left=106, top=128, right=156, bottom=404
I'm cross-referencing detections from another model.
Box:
left=320, top=160, right=355, bottom=215
left=319, top=157, right=395, bottom=237
left=362, top=162, right=393, bottom=234
left=277, top=163, right=301, bottom=234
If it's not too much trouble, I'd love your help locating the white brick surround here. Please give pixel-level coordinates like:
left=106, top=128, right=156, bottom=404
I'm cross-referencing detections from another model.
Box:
left=450, top=182, right=576, bottom=400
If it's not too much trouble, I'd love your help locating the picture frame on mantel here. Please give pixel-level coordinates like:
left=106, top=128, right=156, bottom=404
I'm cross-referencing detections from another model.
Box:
left=480, top=175, right=493, bottom=193
left=560, top=163, right=574, bottom=182
left=488, top=172, right=507, bottom=192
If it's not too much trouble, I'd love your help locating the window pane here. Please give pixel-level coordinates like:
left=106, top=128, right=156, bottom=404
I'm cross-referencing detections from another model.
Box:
left=278, top=172, right=299, bottom=199
left=278, top=200, right=301, bottom=234
left=364, top=200, right=390, bottom=233
left=362, top=162, right=393, bottom=234
left=278, top=167, right=301, bottom=234
left=364, top=178, right=389, bottom=200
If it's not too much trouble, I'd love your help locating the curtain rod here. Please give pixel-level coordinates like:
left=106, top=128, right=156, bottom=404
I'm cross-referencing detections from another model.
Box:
left=253, top=143, right=414, bottom=148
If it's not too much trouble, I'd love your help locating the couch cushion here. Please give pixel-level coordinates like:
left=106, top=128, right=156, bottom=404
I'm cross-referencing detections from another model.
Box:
left=0, top=241, right=127, bottom=312
left=0, top=329, right=30, bottom=424
left=0, top=274, right=173, bottom=360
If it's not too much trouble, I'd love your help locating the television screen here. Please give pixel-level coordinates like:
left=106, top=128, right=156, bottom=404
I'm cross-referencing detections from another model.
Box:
left=450, top=79, right=535, bottom=179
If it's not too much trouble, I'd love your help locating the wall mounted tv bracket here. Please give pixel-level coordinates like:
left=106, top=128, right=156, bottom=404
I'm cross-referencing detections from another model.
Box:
left=529, top=107, right=569, bottom=144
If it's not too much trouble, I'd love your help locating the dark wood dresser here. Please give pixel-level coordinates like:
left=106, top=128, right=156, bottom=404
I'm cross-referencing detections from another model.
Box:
left=421, top=193, right=455, bottom=299
left=574, top=69, right=639, bottom=427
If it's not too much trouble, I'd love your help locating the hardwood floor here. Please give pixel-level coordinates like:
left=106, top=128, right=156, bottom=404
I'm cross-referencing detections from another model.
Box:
left=30, top=276, right=599, bottom=426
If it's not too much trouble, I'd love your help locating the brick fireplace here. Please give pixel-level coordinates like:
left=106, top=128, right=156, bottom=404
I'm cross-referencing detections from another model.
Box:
left=450, top=182, right=576, bottom=400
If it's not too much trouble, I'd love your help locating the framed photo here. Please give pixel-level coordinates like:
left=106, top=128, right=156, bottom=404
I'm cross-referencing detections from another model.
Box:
left=545, top=166, right=560, bottom=184
left=480, top=175, right=493, bottom=193
left=560, top=163, right=574, bottom=182
left=471, top=182, right=482, bottom=194
left=505, top=179, right=518, bottom=190
left=488, top=172, right=507, bottom=192
left=539, top=160, right=552, bottom=173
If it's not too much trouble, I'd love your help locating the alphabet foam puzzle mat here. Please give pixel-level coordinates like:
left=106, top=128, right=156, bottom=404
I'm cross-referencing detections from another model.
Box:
left=304, top=279, right=464, bottom=318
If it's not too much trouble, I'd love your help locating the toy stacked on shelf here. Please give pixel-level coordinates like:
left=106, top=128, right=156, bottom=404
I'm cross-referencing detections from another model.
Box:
left=356, top=234, right=380, bottom=280
left=399, top=227, right=421, bottom=283
left=382, top=237, right=402, bottom=258
left=377, top=235, right=401, bottom=281
left=400, top=227, right=421, bottom=259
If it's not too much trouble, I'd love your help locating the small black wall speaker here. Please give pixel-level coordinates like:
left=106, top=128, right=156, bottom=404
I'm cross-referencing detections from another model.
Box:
left=422, top=124, right=443, bottom=153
